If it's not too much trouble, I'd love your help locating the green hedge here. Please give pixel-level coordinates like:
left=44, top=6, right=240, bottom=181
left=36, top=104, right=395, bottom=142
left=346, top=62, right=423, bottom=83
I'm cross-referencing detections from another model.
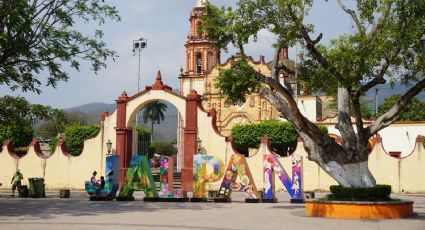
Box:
left=64, top=124, right=100, bottom=156
left=328, top=185, right=392, bottom=201
left=231, top=121, right=328, bottom=156
left=0, top=125, right=33, bottom=156
left=151, top=141, right=176, bottom=156
left=50, top=136, right=59, bottom=153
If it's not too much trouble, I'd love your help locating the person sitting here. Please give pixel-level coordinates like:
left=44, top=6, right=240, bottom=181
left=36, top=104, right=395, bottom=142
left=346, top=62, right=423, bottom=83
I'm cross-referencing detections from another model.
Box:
left=95, top=176, right=105, bottom=198
left=90, top=171, right=98, bottom=186
left=10, top=169, right=23, bottom=197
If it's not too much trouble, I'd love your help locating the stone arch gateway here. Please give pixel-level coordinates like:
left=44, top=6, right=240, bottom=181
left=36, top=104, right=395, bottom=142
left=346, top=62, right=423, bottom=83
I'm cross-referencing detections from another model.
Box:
left=112, top=71, right=205, bottom=194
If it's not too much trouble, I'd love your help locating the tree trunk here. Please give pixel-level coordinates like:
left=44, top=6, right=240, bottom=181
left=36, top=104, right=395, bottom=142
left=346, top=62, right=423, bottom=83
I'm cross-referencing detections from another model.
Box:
left=301, top=132, right=376, bottom=188
left=321, top=160, right=376, bottom=187
left=259, top=87, right=377, bottom=188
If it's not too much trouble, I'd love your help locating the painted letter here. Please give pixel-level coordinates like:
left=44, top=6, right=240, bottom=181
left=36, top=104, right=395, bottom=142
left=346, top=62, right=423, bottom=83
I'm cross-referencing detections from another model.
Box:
left=192, top=155, right=224, bottom=198
left=117, top=155, right=158, bottom=199
left=218, top=154, right=260, bottom=199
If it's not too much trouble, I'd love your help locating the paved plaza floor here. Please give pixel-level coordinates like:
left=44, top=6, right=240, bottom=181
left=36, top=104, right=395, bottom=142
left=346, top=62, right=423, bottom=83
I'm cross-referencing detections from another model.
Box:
left=0, top=190, right=424, bottom=230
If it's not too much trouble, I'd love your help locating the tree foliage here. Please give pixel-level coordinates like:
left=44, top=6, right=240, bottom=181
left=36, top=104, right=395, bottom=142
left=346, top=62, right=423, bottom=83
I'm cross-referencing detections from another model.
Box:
left=64, top=124, right=100, bottom=155
left=0, top=0, right=120, bottom=93
left=0, top=95, right=65, bottom=152
left=202, top=1, right=425, bottom=188
left=142, top=101, right=168, bottom=125
left=231, top=121, right=327, bottom=156
left=0, top=124, right=33, bottom=152
left=0, top=95, right=59, bottom=126
left=378, top=95, right=425, bottom=121
left=151, top=141, right=176, bottom=157
left=215, top=57, right=261, bottom=105
left=142, top=100, right=168, bottom=140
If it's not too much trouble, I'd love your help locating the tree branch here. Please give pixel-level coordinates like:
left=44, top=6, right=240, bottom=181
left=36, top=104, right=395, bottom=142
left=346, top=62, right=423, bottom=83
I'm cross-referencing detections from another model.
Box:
left=256, top=72, right=328, bottom=145
left=271, top=47, right=281, bottom=82
left=337, top=0, right=365, bottom=34
left=286, top=4, right=345, bottom=83
left=354, top=43, right=402, bottom=99
left=367, top=77, right=425, bottom=135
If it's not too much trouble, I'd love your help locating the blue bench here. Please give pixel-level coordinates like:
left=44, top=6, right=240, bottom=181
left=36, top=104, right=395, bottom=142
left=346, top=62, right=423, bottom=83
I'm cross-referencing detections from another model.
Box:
left=84, top=181, right=118, bottom=200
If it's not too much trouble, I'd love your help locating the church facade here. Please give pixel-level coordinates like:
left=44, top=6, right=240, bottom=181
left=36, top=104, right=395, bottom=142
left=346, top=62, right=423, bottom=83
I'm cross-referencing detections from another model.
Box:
left=178, top=1, right=321, bottom=136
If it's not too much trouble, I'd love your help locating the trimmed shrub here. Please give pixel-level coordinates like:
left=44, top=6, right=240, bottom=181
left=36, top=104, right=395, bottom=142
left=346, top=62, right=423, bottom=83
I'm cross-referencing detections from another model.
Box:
left=328, top=185, right=392, bottom=201
left=0, top=125, right=33, bottom=156
left=64, top=124, right=100, bottom=156
left=231, top=121, right=328, bottom=156
left=50, top=136, right=59, bottom=154
left=151, top=141, right=176, bottom=156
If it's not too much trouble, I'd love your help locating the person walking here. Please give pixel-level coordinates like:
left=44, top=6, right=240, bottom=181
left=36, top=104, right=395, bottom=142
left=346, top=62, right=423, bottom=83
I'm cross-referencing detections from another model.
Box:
left=10, top=169, right=23, bottom=197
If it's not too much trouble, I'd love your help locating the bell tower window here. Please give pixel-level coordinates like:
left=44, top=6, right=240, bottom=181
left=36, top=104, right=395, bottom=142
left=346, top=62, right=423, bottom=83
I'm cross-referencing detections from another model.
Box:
left=196, top=52, right=202, bottom=74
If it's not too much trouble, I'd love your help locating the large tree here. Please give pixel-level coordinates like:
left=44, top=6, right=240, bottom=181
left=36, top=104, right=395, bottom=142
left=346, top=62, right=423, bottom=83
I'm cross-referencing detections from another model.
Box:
left=203, top=1, right=425, bottom=188
left=0, top=0, right=120, bottom=93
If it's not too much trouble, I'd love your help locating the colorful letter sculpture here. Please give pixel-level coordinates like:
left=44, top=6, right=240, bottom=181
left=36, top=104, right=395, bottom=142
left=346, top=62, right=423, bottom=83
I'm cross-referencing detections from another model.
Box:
left=217, top=154, right=260, bottom=200
left=117, top=155, right=158, bottom=200
left=263, top=152, right=303, bottom=201
left=159, top=156, right=182, bottom=198
left=85, top=155, right=119, bottom=200
left=192, top=155, right=225, bottom=199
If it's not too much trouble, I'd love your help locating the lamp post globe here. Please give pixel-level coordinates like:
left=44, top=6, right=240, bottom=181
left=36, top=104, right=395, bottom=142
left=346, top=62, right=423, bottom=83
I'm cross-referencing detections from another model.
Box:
left=106, top=139, right=112, bottom=155
left=196, top=137, right=202, bottom=154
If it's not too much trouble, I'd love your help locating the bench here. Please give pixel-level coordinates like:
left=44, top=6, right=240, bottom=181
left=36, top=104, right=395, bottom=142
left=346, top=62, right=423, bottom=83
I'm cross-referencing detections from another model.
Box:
left=84, top=181, right=118, bottom=200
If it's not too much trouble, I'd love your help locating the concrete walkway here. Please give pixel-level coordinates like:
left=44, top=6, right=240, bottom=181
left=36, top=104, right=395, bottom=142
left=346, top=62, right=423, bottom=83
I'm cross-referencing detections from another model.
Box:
left=0, top=190, right=424, bottom=230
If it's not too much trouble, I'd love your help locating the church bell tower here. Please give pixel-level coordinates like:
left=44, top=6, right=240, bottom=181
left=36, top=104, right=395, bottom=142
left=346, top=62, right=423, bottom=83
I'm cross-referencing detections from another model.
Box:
left=181, top=0, right=220, bottom=79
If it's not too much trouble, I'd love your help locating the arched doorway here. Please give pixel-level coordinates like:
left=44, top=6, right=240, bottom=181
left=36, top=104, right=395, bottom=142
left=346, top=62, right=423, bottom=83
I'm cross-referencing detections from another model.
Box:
left=114, top=71, right=201, bottom=194
left=128, top=99, right=184, bottom=170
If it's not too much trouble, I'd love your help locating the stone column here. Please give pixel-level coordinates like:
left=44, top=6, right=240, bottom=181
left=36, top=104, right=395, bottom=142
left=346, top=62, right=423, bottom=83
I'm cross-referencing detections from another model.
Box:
left=115, top=91, right=129, bottom=185
left=181, top=90, right=201, bottom=196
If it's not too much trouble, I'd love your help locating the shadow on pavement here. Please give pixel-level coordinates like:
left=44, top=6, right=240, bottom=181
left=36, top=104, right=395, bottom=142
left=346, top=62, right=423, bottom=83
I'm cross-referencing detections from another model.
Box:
left=0, top=196, right=228, bottom=220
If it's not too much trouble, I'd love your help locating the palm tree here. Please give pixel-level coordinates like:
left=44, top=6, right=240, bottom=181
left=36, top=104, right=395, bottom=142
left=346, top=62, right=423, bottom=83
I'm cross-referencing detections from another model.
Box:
left=142, top=101, right=168, bottom=141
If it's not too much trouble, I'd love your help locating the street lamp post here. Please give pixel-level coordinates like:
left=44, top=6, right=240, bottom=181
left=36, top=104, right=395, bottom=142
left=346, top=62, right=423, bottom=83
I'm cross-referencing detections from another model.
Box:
left=196, top=137, right=202, bottom=154
left=106, top=139, right=113, bottom=156
left=133, top=37, right=147, bottom=92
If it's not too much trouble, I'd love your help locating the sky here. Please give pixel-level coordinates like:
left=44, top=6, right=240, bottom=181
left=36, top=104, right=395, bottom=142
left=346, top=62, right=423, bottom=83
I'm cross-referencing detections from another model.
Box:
left=0, top=0, right=353, bottom=109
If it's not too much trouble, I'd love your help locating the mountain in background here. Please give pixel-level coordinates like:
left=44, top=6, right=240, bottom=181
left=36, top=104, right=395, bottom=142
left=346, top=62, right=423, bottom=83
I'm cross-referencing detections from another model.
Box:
left=65, top=102, right=116, bottom=115
left=365, top=82, right=425, bottom=105
left=65, top=101, right=179, bottom=141
left=66, top=82, right=423, bottom=134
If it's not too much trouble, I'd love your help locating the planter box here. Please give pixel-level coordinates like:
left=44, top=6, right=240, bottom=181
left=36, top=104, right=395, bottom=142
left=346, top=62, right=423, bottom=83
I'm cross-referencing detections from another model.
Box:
left=305, top=200, right=413, bottom=219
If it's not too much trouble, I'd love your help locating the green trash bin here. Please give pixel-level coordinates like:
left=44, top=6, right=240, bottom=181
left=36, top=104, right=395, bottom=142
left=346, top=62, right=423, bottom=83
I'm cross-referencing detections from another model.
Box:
left=29, top=178, right=45, bottom=198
